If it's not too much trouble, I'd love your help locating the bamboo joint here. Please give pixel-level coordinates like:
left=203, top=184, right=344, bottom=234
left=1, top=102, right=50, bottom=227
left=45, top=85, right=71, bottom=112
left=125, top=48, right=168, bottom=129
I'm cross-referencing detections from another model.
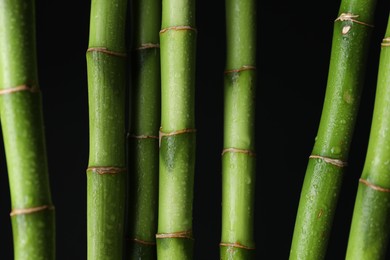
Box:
left=86, top=47, right=127, bottom=57
left=0, top=84, right=39, bottom=95
left=156, top=230, right=193, bottom=239
left=220, top=242, right=255, bottom=250
left=222, top=147, right=256, bottom=157
left=132, top=238, right=157, bottom=246
left=159, top=128, right=196, bottom=147
left=334, top=13, right=374, bottom=27
left=309, top=154, right=348, bottom=167
left=10, top=205, right=55, bottom=217
left=224, top=65, right=256, bottom=74
left=86, top=166, right=127, bottom=175
left=159, top=25, right=197, bottom=34
left=359, top=178, right=390, bottom=193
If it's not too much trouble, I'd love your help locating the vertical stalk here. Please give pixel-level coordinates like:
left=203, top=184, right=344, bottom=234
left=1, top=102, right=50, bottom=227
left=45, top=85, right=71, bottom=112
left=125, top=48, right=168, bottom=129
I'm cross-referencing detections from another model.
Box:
left=289, top=0, right=377, bottom=259
left=0, top=1, right=55, bottom=259
left=86, top=0, right=128, bottom=259
left=157, top=0, right=196, bottom=258
left=128, top=0, right=161, bottom=258
left=345, top=14, right=390, bottom=260
left=220, top=0, right=257, bottom=259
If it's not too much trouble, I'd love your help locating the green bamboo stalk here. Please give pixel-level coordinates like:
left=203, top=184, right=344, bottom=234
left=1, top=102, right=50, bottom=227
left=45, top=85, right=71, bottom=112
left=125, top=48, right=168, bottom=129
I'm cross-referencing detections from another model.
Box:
left=345, top=14, right=390, bottom=260
left=220, top=0, right=256, bottom=259
left=127, top=0, right=161, bottom=258
left=157, top=0, right=196, bottom=258
left=289, top=1, right=377, bottom=259
left=0, top=1, right=55, bottom=259
left=86, top=0, right=128, bottom=259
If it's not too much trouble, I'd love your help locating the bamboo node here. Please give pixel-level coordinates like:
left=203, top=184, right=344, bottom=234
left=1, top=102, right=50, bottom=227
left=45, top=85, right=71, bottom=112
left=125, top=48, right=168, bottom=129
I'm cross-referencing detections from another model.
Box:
left=159, top=128, right=196, bottom=147
left=381, top=37, right=390, bottom=47
left=128, top=133, right=159, bottom=139
left=309, top=155, right=348, bottom=167
left=0, top=84, right=39, bottom=95
left=335, top=13, right=374, bottom=27
left=86, top=47, right=127, bottom=57
left=132, top=238, right=156, bottom=246
left=220, top=242, right=255, bottom=250
left=359, top=178, right=390, bottom=193
left=224, top=65, right=256, bottom=74
left=86, top=166, right=127, bottom=175
left=222, top=147, right=256, bottom=157
left=134, top=43, right=160, bottom=50
left=160, top=25, right=197, bottom=34
left=156, top=230, right=193, bottom=239
left=10, top=205, right=54, bottom=217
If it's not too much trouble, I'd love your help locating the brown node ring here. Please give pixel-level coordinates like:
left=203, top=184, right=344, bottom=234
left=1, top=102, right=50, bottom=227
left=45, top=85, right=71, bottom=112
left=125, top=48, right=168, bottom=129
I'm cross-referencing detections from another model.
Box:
left=160, top=25, right=197, bottom=34
left=132, top=238, right=156, bottom=246
left=159, top=128, right=196, bottom=147
left=220, top=242, right=255, bottom=250
left=134, top=43, right=160, bottom=50
left=224, top=65, right=256, bottom=74
left=359, top=178, right=390, bottom=193
left=87, top=166, right=127, bottom=175
left=128, top=133, right=159, bottom=140
left=10, top=205, right=54, bottom=217
left=156, top=230, right=193, bottom=240
left=334, top=13, right=374, bottom=27
left=0, top=85, right=39, bottom=95
left=87, top=47, right=127, bottom=57
left=222, top=147, right=256, bottom=157
left=309, top=155, right=348, bottom=168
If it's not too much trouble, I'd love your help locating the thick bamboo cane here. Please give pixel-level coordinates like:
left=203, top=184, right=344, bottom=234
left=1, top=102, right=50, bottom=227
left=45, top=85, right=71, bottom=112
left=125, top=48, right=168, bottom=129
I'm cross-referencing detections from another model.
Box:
left=86, top=0, right=128, bottom=258
left=289, top=0, right=377, bottom=259
left=345, top=14, right=390, bottom=259
left=156, top=0, right=197, bottom=258
left=0, top=1, right=55, bottom=259
left=220, top=0, right=257, bottom=259
left=128, top=0, right=161, bottom=258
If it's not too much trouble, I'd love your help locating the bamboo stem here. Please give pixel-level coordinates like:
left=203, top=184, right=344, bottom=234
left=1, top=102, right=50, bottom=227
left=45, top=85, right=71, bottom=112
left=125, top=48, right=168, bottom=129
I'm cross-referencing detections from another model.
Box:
left=220, top=0, right=257, bottom=259
left=289, top=0, right=377, bottom=259
left=157, top=0, right=196, bottom=258
left=128, top=0, right=161, bottom=258
left=345, top=15, right=390, bottom=259
left=0, top=1, right=55, bottom=259
left=86, top=0, right=128, bottom=259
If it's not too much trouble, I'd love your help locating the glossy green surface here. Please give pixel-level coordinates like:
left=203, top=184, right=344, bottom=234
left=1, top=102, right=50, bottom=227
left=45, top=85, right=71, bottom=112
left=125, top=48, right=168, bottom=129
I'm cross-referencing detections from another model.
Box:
left=290, top=0, right=377, bottom=259
left=221, top=0, right=256, bottom=259
left=346, top=16, right=390, bottom=259
left=0, top=0, right=54, bottom=259
left=87, top=0, right=127, bottom=259
left=128, top=0, right=161, bottom=257
left=157, top=0, right=196, bottom=258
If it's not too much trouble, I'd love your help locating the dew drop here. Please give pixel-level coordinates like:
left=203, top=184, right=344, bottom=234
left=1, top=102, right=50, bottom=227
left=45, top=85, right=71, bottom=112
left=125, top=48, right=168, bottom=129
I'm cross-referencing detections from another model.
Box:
left=331, top=146, right=341, bottom=155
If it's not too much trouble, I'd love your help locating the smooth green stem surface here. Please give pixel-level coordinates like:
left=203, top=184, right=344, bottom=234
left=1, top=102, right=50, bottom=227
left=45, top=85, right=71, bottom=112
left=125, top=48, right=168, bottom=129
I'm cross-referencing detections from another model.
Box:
left=87, top=0, right=127, bottom=259
left=220, top=0, right=256, bottom=259
left=0, top=1, right=55, bottom=259
left=157, top=0, right=196, bottom=258
left=289, top=1, right=377, bottom=259
left=345, top=14, right=390, bottom=260
left=128, top=0, right=161, bottom=258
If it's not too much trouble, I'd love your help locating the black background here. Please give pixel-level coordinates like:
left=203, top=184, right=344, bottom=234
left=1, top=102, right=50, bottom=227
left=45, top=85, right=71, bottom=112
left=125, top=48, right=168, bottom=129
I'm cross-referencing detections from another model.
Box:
left=0, top=0, right=390, bottom=259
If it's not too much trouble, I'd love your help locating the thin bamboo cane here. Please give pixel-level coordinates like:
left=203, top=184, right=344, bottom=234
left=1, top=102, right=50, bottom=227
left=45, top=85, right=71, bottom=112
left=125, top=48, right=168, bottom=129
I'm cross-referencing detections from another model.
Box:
left=128, top=0, right=161, bottom=258
left=220, top=0, right=257, bottom=259
left=156, top=0, right=197, bottom=258
left=86, top=0, right=128, bottom=259
left=0, top=1, right=55, bottom=259
left=345, top=14, right=390, bottom=259
left=289, top=0, right=377, bottom=259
